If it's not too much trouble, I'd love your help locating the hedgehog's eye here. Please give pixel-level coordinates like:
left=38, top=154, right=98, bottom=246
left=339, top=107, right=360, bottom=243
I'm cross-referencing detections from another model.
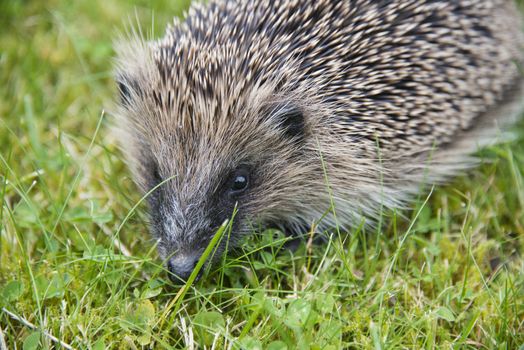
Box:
left=228, top=167, right=250, bottom=195
left=232, top=174, right=248, bottom=191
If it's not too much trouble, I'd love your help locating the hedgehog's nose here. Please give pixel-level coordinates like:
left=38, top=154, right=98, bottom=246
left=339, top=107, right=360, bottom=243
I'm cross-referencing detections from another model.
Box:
left=167, top=254, right=200, bottom=284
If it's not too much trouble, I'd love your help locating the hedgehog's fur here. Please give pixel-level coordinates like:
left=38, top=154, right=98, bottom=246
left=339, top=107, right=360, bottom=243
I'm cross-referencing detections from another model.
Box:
left=114, top=0, right=524, bottom=281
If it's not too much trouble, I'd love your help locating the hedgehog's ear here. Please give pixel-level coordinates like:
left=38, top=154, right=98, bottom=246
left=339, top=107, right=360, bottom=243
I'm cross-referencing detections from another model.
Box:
left=117, top=82, right=131, bottom=107
left=272, top=104, right=306, bottom=141
left=116, top=74, right=140, bottom=107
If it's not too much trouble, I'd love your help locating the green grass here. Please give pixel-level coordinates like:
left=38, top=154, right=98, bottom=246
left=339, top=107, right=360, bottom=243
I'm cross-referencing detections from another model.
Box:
left=1, top=1, right=524, bottom=349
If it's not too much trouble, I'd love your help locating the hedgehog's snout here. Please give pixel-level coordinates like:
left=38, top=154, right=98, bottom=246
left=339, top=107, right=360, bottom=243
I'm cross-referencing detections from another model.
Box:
left=167, top=253, right=201, bottom=284
left=158, top=219, right=212, bottom=284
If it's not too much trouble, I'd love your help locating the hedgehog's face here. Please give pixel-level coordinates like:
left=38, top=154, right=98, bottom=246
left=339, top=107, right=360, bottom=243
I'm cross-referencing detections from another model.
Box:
left=141, top=102, right=311, bottom=283
left=115, top=60, right=316, bottom=282
left=113, top=35, right=329, bottom=283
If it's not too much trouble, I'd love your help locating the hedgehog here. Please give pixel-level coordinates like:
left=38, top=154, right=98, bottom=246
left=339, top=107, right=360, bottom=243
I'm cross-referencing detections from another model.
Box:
left=114, top=0, right=524, bottom=283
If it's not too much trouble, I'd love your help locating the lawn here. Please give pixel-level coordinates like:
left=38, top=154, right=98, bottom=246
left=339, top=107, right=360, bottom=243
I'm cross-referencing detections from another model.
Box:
left=1, top=1, right=523, bottom=349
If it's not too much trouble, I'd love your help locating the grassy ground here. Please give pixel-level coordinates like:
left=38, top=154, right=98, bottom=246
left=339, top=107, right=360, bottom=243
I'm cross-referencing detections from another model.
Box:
left=1, top=1, right=523, bottom=349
